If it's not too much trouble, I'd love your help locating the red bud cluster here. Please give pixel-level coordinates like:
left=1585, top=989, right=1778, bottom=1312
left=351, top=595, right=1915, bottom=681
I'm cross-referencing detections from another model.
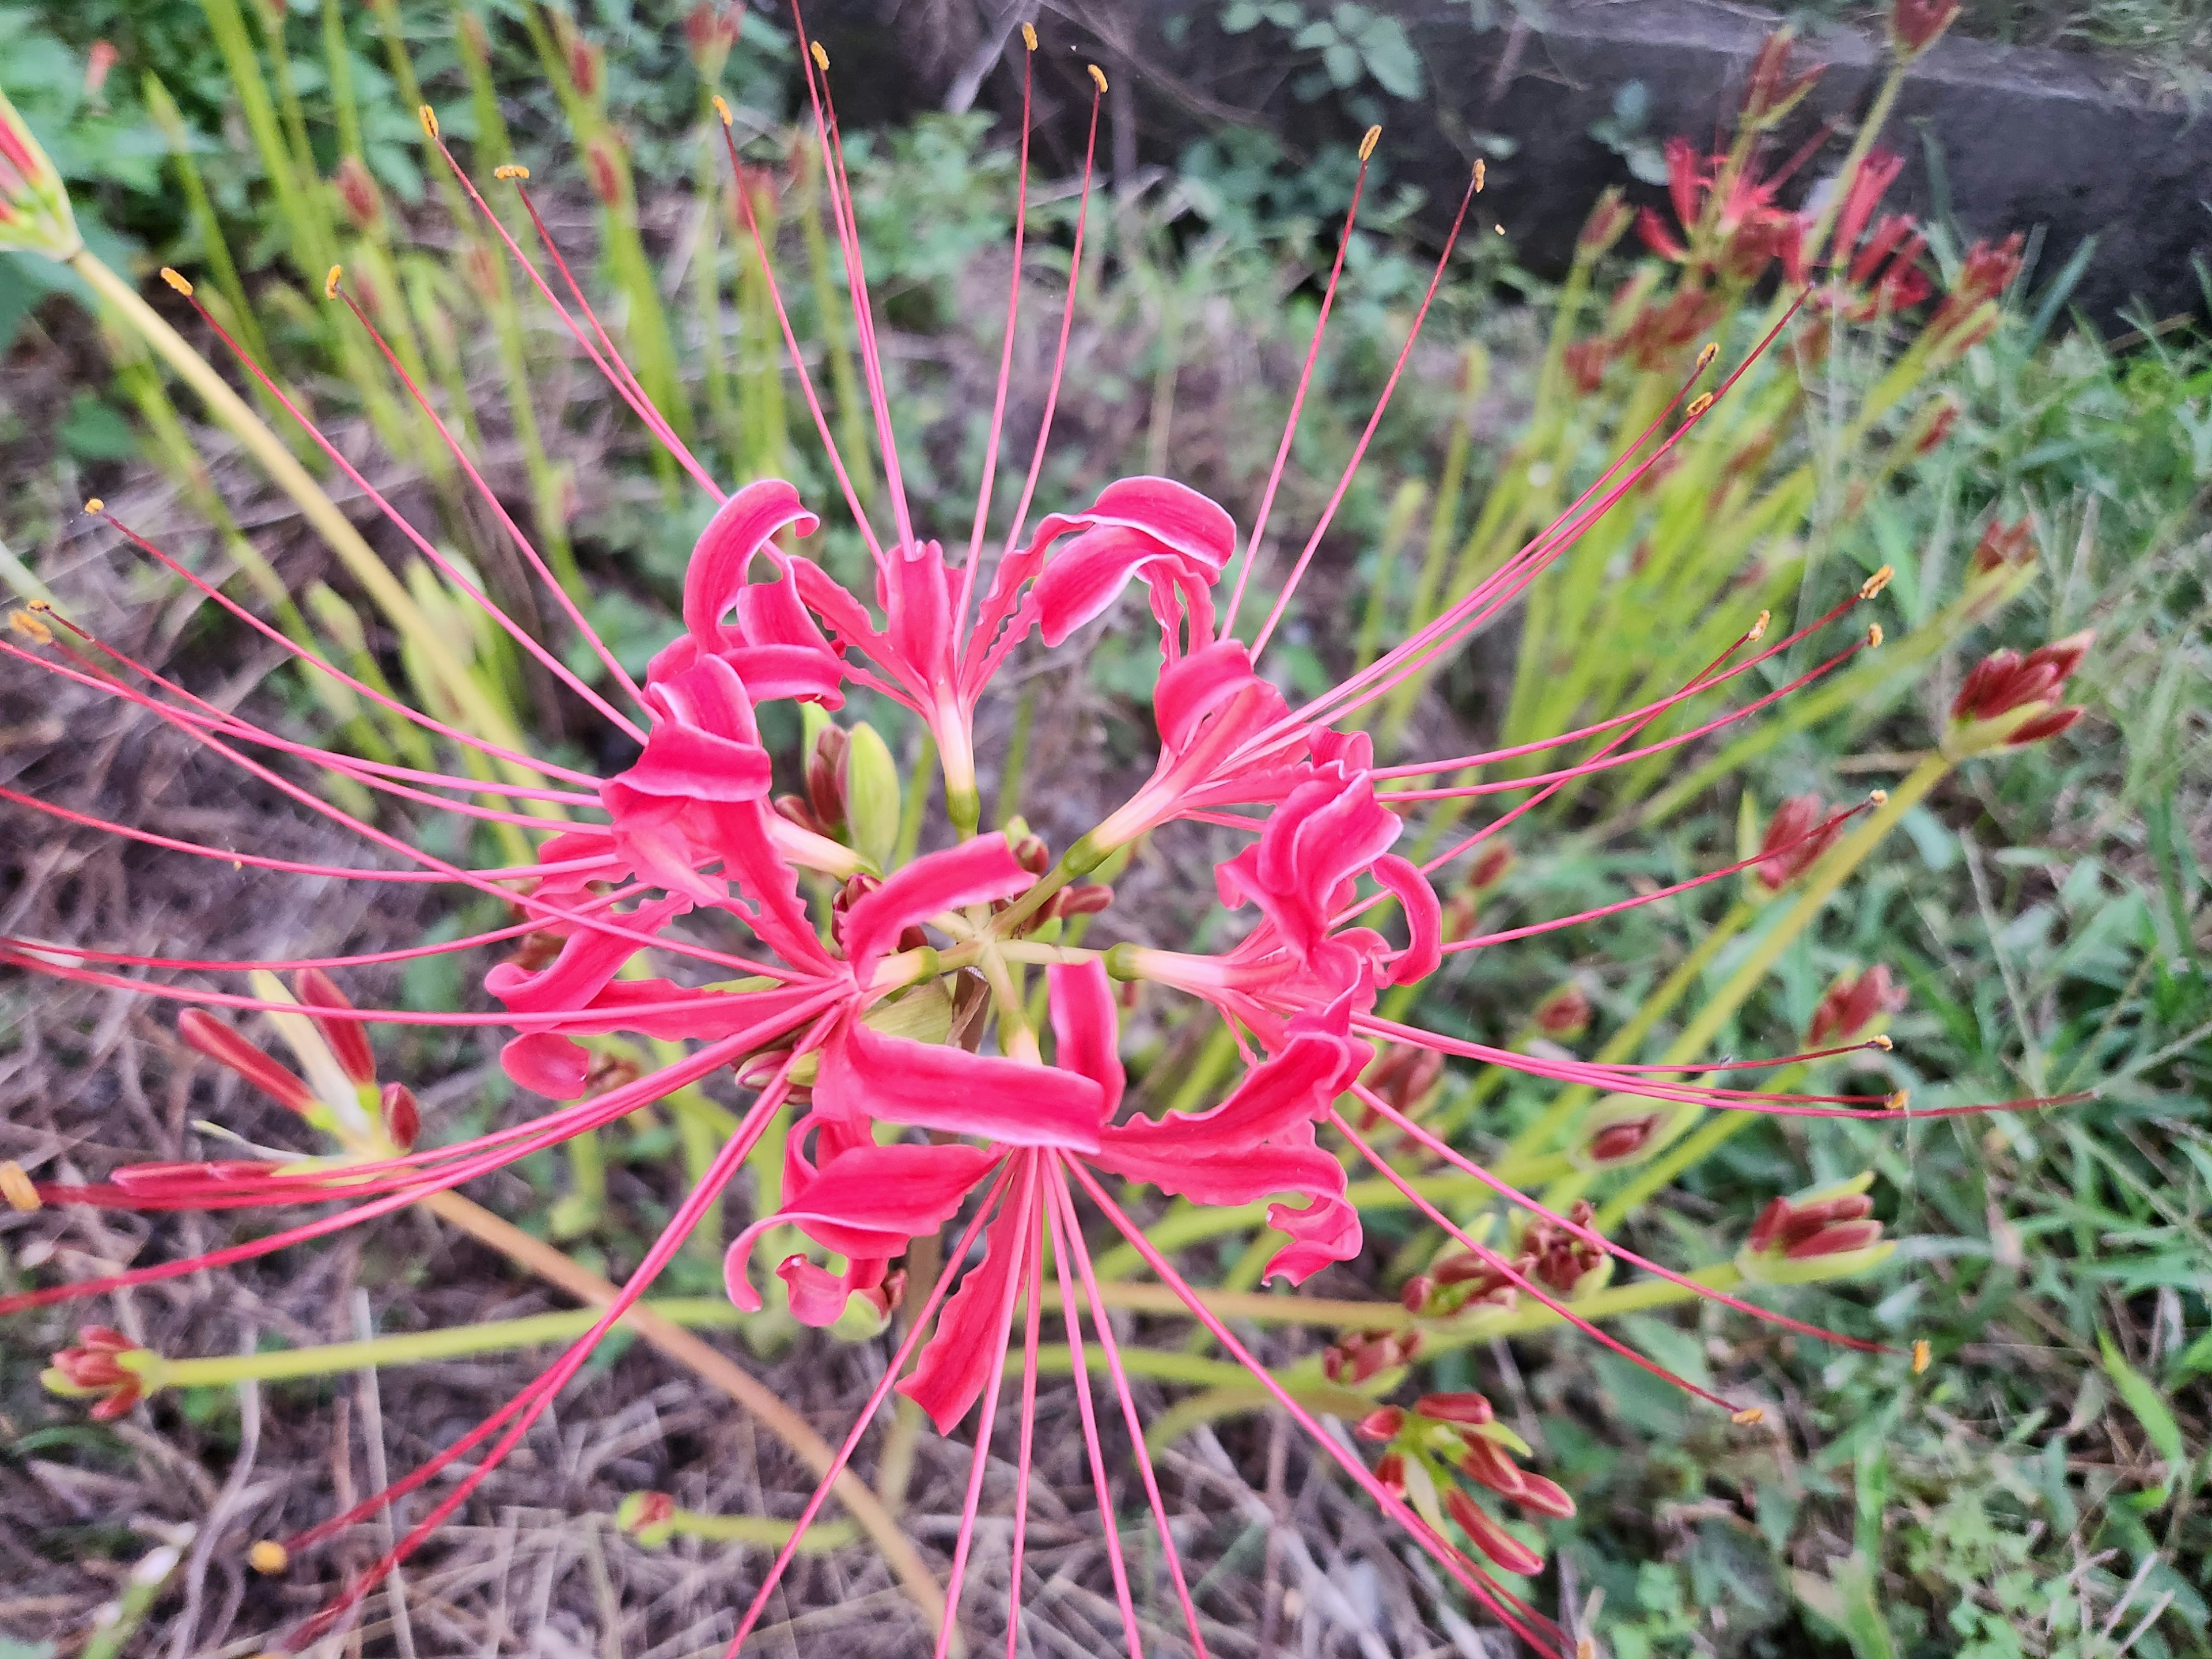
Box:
left=1359, top=1042, right=1444, bottom=1129
left=1520, top=1199, right=1608, bottom=1294
left=1891, top=0, right=1963, bottom=56
left=1322, top=1326, right=1422, bottom=1384
left=1929, top=234, right=2025, bottom=349
left=1950, top=631, right=2092, bottom=744
left=50, top=1326, right=145, bottom=1420
left=1806, top=964, right=1906, bottom=1047
left=1533, top=984, right=1590, bottom=1040
left=1740, top=29, right=1821, bottom=128
left=1755, top=793, right=1842, bottom=891
left=1747, top=1191, right=1884, bottom=1259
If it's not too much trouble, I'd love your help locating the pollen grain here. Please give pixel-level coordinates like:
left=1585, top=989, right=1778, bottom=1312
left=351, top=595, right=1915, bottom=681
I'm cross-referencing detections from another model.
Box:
left=1730, top=1406, right=1764, bottom=1426
left=1358, top=125, right=1382, bottom=162
left=712, top=94, right=733, bottom=126
left=0, top=1160, right=39, bottom=1212
left=1912, top=1339, right=1931, bottom=1374
left=248, top=1540, right=289, bottom=1574
left=1021, top=21, right=1037, bottom=50
left=8, top=611, right=53, bottom=646
left=160, top=267, right=193, bottom=296
left=1866, top=622, right=1884, bottom=648
left=324, top=265, right=343, bottom=300
left=1685, top=392, right=1714, bottom=418
left=810, top=40, right=829, bottom=72
left=494, top=164, right=530, bottom=180
left=418, top=104, right=439, bottom=139
left=1859, top=563, right=1895, bottom=599
left=1088, top=63, right=1108, bottom=93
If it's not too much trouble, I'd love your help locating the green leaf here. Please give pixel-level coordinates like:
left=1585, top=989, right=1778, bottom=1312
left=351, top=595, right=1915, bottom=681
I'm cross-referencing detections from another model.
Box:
left=2099, top=1331, right=2187, bottom=1488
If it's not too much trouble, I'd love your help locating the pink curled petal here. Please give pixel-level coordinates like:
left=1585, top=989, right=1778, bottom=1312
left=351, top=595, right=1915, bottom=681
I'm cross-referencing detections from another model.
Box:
left=619, top=656, right=772, bottom=803
left=1157, top=640, right=1269, bottom=753
left=682, top=478, right=820, bottom=646
left=722, top=1142, right=1001, bottom=1312
left=1093, top=1135, right=1346, bottom=1211
left=824, top=1021, right=1105, bottom=1151
left=1373, top=854, right=1442, bottom=984
left=777, top=1255, right=855, bottom=1327
left=1095, top=1024, right=1362, bottom=1160
left=841, top=834, right=1031, bottom=986
left=485, top=895, right=690, bottom=1015
left=1088, top=475, right=1238, bottom=571
left=1047, top=959, right=1124, bottom=1117
left=1033, top=525, right=1170, bottom=645
left=900, top=1190, right=1028, bottom=1433
left=713, top=645, right=846, bottom=707
left=1263, top=1190, right=1363, bottom=1285
left=500, top=1033, right=590, bottom=1101
left=1032, top=477, right=1237, bottom=646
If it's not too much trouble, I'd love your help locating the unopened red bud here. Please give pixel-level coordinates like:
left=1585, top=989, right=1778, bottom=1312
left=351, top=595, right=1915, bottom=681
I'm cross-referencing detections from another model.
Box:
left=1465, top=840, right=1514, bottom=894
left=1514, top=1473, right=1577, bottom=1519
left=1970, top=516, right=2034, bottom=576
left=296, top=968, right=376, bottom=1086
left=381, top=1082, right=420, bottom=1150
left=1399, top=1274, right=1434, bottom=1314
left=1584, top=1112, right=1662, bottom=1165
left=1785, top=1217, right=1885, bottom=1259
left=774, top=793, right=829, bottom=835
left=1374, top=1452, right=1407, bottom=1495
left=1414, top=1391, right=1494, bottom=1425
left=806, top=726, right=849, bottom=830
left=1459, top=1432, right=1527, bottom=1496
left=585, top=137, right=623, bottom=206
left=177, top=1010, right=317, bottom=1114
left=332, top=154, right=382, bottom=234
left=1534, top=984, right=1590, bottom=1039
left=1915, top=398, right=1959, bottom=455
left=1756, top=794, right=1842, bottom=891
left=1355, top=1407, right=1405, bottom=1442
left=1445, top=1487, right=1544, bottom=1577
left=1056, top=884, right=1114, bottom=918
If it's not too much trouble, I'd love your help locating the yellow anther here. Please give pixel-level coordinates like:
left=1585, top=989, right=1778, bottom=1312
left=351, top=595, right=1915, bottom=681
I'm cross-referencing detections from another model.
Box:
left=1696, top=341, right=1720, bottom=372
left=248, top=1540, right=289, bottom=1574
left=26, top=598, right=51, bottom=611
left=418, top=104, right=439, bottom=139
left=0, top=1160, right=39, bottom=1212
left=1748, top=608, right=1770, bottom=642
left=160, top=267, right=194, bottom=297
left=810, top=40, right=829, bottom=72
left=1088, top=63, right=1108, bottom=94
left=1685, top=392, right=1714, bottom=418
left=1021, top=21, right=1037, bottom=50
left=9, top=610, right=54, bottom=646
left=1871, top=1034, right=1894, bottom=1051
left=1868, top=788, right=1890, bottom=806
left=1358, top=124, right=1381, bottom=162
left=1887, top=1088, right=1911, bottom=1111
left=1859, top=563, right=1895, bottom=599
left=324, top=264, right=342, bottom=300
left=1866, top=622, right=1884, bottom=649
left=712, top=94, right=733, bottom=126
left=1730, top=1406, right=1764, bottom=1426
left=1911, top=1338, right=1931, bottom=1374
left=1474, top=157, right=1485, bottom=192
left=494, top=164, right=530, bottom=180
left=84, top=497, right=104, bottom=514
left=1577, top=1643, right=1597, bottom=1659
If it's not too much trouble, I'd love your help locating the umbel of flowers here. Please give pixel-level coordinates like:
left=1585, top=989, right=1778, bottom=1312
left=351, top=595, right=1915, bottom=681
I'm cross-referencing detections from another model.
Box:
left=1, top=4, right=2084, bottom=1655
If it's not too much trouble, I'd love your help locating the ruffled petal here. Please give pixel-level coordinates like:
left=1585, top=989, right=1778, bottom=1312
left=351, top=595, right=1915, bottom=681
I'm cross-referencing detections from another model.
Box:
left=1372, top=854, right=1442, bottom=985
left=1095, top=1021, right=1361, bottom=1159
left=815, top=1018, right=1104, bottom=1151
left=500, top=1032, right=591, bottom=1100
left=899, top=1181, right=1032, bottom=1432
left=1047, top=959, right=1124, bottom=1116
left=484, top=896, right=690, bottom=1015
left=682, top=478, right=821, bottom=647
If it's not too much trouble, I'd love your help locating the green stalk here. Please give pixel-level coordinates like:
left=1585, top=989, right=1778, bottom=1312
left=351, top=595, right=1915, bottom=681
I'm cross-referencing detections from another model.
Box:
left=797, top=143, right=873, bottom=507
left=994, top=687, right=1035, bottom=830
left=692, top=124, right=741, bottom=464
left=1350, top=478, right=1428, bottom=681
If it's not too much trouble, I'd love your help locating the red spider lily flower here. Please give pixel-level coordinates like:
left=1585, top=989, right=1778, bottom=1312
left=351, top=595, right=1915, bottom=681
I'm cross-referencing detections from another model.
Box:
left=44, top=1326, right=147, bottom=1419
left=0, top=15, right=2078, bottom=1657
left=1927, top=233, right=2026, bottom=351
left=1740, top=1177, right=1894, bottom=1279
left=1807, top=964, right=1907, bottom=1048
left=1949, top=631, right=2093, bottom=751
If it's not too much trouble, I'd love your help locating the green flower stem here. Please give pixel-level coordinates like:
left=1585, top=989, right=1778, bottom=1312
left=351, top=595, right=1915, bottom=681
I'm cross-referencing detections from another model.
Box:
left=1506, top=895, right=1758, bottom=1162
left=642, top=1508, right=857, bottom=1551
left=1593, top=1059, right=1806, bottom=1232
left=1540, top=753, right=1950, bottom=1215
left=67, top=250, right=543, bottom=776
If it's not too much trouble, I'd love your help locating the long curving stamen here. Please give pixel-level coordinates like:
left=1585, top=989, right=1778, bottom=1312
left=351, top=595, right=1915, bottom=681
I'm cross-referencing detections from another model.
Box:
left=791, top=15, right=914, bottom=558
left=1249, top=161, right=1482, bottom=661
left=934, top=1156, right=1040, bottom=1659
left=0, top=1017, right=819, bottom=1319
left=329, top=278, right=650, bottom=714
left=984, top=64, right=1105, bottom=584
left=164, top=281, right=651, bottom=747
left=723, top=1161, right=1021, bottom=1656
left=1040, top=1156, right=1147, bottom=1655
left=1380, top=632, right=1876, bottom=803
left=1004, top=1168, right=1047, bottom=1659
left=956, top=24, right=1037, bottom=635
left=715, top=105, right=885, bottom=563
left=91, top=510, right=609, bottom=787
left=1355, top=1089, right=1894, bottom=1350
left=1222, top=126, right=1384, bottom=639
left=422, top=118, right=724, bottom=501
left=1066, top=1161, right=1564, bottom=1654
left=1048, top=1162, right=1211, bottom=1657
left=501, top=178, right=717, bottom=497
left=1335, top=1099, right=1747, bottom=1412
left=281, top=1039, right=824, bottom=1645
left=0, top=781, right=604, bottom=887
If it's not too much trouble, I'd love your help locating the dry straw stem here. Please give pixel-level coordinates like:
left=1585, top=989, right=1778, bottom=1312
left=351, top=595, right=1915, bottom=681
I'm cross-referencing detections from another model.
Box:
left=411, top=1185, right=947, bottom=1633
